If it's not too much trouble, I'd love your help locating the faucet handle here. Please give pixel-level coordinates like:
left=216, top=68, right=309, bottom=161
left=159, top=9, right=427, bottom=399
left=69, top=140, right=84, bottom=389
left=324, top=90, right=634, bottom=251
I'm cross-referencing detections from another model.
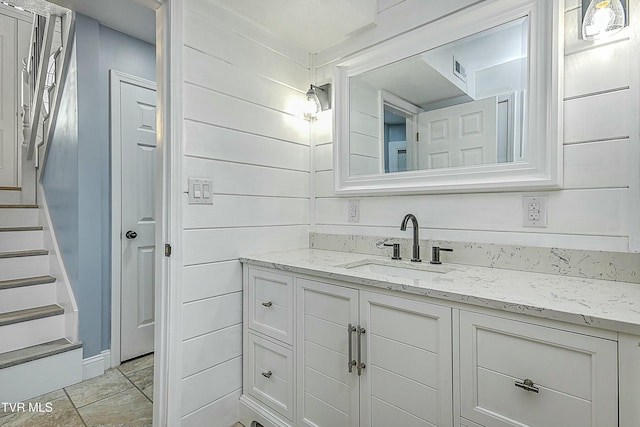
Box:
left=377, top=239, right=401, bottom=260
left=430, top=246, right=453, bottom=265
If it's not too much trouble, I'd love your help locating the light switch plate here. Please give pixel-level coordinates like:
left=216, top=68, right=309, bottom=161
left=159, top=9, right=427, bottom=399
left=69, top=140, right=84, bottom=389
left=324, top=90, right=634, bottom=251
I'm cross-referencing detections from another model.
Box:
left=523, top=196, right=547, bottom=227
left=188, top=178, right=214, bottom=205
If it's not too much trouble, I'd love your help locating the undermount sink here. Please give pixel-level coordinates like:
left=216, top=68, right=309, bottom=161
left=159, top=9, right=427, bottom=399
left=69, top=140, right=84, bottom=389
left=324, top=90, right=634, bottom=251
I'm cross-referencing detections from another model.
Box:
left=342, top=261, right=451, bottom=281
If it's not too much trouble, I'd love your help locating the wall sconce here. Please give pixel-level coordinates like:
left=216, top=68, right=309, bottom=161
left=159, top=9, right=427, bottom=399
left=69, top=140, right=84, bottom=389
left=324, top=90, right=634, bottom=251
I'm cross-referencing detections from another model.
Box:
left=304, top=84, right=331, bottom=120
left=582, top=0, right=627, bottom=40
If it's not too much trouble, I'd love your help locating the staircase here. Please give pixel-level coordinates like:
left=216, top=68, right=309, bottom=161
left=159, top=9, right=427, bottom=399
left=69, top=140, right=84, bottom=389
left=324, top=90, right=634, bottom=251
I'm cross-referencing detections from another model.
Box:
left=0, top=200, right=82, bottom=402
left=0, top=2, right=81, bottom=403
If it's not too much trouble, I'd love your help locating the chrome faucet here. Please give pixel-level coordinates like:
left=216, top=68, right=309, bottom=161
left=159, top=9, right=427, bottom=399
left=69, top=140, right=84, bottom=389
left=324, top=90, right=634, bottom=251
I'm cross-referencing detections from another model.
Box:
left=400, top=214, right=421, bottom=262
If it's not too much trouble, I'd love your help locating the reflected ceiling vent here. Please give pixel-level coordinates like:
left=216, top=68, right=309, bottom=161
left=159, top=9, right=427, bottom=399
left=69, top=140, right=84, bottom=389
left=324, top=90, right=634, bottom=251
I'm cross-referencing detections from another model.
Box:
left=453, top=56, right=467, bottom=83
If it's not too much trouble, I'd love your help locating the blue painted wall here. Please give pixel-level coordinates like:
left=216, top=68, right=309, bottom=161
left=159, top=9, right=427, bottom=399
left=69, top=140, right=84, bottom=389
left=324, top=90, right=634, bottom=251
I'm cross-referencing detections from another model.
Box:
left=43, top=14, right=155, bottom=358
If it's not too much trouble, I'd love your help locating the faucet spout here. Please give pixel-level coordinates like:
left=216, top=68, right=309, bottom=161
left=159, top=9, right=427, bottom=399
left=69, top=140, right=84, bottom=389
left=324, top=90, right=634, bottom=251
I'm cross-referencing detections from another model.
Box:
left=400, top=214, right=421, bottom=262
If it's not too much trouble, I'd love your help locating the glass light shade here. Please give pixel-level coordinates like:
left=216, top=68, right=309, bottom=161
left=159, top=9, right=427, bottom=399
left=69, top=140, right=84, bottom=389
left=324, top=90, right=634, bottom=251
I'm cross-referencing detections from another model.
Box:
left=582, top=0, right=626, bottom=40
left=304, top=86, right=321, bottom=119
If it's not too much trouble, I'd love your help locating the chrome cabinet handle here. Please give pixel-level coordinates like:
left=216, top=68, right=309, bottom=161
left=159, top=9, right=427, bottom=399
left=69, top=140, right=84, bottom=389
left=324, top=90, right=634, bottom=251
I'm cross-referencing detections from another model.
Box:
left=261, top=301, right=273, bottom=307
left=357, top=325, right=366, bottom=376
left=261, top=370, right=272, bottom=379
left=347, top=324, right=357, bottom=373
left=515, top=378, right=539, bottom=393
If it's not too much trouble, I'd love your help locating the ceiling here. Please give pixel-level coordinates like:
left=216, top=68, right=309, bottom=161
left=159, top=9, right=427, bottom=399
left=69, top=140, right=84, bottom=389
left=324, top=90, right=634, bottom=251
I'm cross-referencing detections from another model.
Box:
left=12, top=0, right=377, bottom=52
left=47, top=0, right=156, bottom=44
left=191, top=0, right=378, bottom=53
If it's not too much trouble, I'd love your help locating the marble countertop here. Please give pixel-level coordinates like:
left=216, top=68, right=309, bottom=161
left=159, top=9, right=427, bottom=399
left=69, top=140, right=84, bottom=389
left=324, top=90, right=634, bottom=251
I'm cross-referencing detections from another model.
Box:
left=240, top=249, right=640, bottom=335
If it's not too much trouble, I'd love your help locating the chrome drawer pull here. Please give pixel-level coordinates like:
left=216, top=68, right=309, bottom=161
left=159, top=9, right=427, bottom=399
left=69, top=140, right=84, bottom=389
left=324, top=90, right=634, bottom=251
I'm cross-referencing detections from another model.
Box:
left=261, top=370, right=273, bottom=379
left=261, top=301, right=273, bottom=307
left=348, top=324, right=357, bottom=373
left=515, top=378, right=539, bottom=393
left=357, top=325, right=366, bottom=376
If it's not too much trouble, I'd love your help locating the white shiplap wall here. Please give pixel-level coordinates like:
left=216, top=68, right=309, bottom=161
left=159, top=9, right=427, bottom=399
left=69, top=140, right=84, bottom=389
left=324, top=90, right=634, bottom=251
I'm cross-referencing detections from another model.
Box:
left=180, top=1, right=310, bottom=424
left=312, top=0, right=640, bottom=253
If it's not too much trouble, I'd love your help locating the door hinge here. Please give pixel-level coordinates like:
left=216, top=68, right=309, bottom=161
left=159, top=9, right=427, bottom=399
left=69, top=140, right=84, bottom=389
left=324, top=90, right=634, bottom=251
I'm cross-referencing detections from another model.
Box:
left=416, top=132, right=419, bottom=142
left=164, top=243, right=172, bottom=257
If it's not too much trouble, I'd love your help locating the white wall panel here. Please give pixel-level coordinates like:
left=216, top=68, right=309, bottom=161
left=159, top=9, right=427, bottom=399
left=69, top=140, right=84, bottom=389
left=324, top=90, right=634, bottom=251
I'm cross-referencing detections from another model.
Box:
left=564, top=40, right=629, bottom=98
left=315, top=189, right=628, bottom=236
left=180, top=0, right=311, bottom=422
left=183, top=157, right=309, bottom=198
left=183, top=83, right=308, bottom=145
left=183, top=226, right=309, bottom=266
left=184, top=46, right=306, bottom=116
left=182, top=261, right=242, bottom=303
left=564, top=90, right=629, bottom=143
left=183, top=195, right=309, bottom=229
left=181, top=357, right=242, bottom=417
left=182, top=324, right=242, bottom=377
left=182, top=293, right=242, bottom=340
left=315, top=143, right=333, bottom=172
left=184, top=120, right=309, bottom=171
left=184, top=2, right=308, bottom=90
left=563, top=140, right=628, bottom=189
left=181, top=389, right=242, bottom=427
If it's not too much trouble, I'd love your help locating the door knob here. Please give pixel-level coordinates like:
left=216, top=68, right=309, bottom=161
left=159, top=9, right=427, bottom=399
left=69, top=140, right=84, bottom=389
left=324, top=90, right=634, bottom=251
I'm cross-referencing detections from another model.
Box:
left=125, top=230, right=138, bottom=240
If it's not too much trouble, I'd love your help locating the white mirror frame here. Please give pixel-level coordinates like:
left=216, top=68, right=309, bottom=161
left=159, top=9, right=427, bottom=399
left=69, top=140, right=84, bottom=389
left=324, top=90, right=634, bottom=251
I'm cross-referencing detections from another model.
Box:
left=333, top=0, right=564, bottom=194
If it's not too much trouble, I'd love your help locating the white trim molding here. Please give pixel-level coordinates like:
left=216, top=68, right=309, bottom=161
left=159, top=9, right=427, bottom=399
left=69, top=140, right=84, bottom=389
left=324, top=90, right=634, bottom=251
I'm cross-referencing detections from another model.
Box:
left=82, top=350, right=111, bottom=380
left=153, top=0, right=184, bottom=425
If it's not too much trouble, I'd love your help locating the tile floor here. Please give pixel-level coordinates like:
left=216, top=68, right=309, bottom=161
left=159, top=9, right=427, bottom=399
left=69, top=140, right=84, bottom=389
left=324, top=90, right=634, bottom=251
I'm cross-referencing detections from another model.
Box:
left=0, top=353, right=154, bottom=427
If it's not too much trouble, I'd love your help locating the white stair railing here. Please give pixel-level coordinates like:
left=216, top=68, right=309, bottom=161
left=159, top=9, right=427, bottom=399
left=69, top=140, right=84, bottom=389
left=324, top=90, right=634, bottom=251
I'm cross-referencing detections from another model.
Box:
left=20, top=10, right=74, bottom=204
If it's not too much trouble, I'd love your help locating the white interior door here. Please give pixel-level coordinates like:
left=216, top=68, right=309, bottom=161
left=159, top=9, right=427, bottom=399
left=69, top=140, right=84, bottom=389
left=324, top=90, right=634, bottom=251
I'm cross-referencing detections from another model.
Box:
left=0, top=14, right=17, bottom=186
left=417, top=96, right=497, bottom=169
left=117, top=75, right=157, bottom=362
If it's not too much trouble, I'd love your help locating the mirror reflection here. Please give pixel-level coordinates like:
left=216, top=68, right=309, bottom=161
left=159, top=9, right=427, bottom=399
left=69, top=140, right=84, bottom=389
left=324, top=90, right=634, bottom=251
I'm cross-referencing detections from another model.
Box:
left=349, top=17, right=529, bottom=176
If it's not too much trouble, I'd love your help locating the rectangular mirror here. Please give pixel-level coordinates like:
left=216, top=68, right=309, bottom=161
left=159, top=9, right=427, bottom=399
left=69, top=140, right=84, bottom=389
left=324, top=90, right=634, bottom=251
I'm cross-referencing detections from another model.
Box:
left=334, top=0, right=563, bottom=194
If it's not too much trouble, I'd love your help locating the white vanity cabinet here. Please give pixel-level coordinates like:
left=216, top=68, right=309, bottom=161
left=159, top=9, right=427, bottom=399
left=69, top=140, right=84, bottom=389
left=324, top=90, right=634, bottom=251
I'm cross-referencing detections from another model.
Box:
left=459, top=311, right=618, bottom=427
left=296, top=278, right=453, bottom=427
left=241, top=263, right=628, bottom=427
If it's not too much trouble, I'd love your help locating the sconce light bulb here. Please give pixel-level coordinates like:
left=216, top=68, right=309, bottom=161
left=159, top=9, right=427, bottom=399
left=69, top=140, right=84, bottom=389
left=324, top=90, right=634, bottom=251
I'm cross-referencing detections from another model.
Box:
left=582, top=0, right=625, bottom=40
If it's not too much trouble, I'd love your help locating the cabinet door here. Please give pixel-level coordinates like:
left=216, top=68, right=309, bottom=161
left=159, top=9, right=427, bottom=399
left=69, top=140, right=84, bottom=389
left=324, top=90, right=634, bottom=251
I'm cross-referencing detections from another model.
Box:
left=296, top=278, right=360, bottom=427
left=460, top=311, right=618, bottom=427
left=359, top=291, right=453, bottom=427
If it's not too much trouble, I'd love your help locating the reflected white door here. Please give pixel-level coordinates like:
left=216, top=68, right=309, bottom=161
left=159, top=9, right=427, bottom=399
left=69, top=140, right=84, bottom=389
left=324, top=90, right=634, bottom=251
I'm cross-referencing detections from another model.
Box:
left=118, top=77, right=157, bottom=362
left=0, top=14, right=17, bottom=186
left=417, top=96, right=497, bottom=169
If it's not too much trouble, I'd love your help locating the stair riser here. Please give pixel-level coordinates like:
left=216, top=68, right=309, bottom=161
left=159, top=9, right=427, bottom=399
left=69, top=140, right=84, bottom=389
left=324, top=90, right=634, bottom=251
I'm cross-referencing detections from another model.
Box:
left=0, top=347, right=82, bottom=402
left=0, top=284, right=57, bottom=313
left=0, top=255, right=49, bottom=281
left=0, top=230, right=44, bottom=252
left=0, top=192, right=21, bottom=204
left=0, top=315, right=65, bottom=354
left=0, top=209, right=39, bottom=227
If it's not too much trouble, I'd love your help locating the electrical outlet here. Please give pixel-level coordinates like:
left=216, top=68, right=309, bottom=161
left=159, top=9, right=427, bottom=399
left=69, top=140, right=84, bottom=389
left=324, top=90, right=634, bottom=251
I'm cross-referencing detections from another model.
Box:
left=348, top=200, right=360, bottom=223
left=523, top=196, right=547, bottom=227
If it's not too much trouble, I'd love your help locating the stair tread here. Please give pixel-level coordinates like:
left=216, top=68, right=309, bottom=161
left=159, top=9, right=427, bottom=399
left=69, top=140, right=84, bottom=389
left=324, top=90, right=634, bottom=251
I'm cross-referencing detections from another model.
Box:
left=0, top=304, right=64, bottom=327
left=0, top=187, right=21, bottom=191
left=0, top=205, right=38, bottom=209
left=0, top=226, right=43, bottom=232
left=0, top=275, right=56, bottom=290
left=0, top=249, right=48, bottom=259
left=0, top=338, right=81, bottom=370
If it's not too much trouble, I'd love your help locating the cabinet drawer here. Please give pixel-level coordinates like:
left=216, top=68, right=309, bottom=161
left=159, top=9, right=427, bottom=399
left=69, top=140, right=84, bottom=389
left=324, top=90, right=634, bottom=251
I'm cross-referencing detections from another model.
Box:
left=248, top=268, right=294, bottom=344
left=460, top=311, right=618, bottom=427
left=247, top=333, right=294, bottom=421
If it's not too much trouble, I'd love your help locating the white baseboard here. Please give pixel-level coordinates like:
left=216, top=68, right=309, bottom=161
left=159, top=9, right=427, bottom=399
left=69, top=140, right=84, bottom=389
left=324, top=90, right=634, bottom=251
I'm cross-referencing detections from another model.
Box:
left=82, top=350, right=111, bottom=380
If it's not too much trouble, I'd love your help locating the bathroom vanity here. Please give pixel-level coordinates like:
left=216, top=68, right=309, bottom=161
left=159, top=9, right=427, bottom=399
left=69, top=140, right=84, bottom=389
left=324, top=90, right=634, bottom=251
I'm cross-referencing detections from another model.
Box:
left=238, top=249, right=640, bottom=427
